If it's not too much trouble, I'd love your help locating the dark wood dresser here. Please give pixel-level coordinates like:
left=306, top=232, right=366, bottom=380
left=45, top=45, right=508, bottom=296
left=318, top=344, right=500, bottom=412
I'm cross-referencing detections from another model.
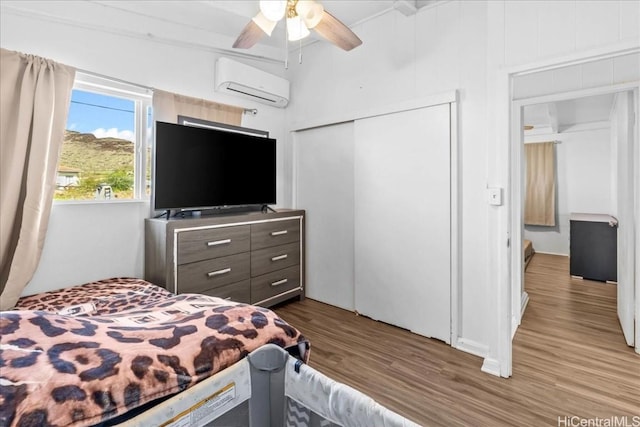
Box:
left=145, top=209, right=305, bottom=307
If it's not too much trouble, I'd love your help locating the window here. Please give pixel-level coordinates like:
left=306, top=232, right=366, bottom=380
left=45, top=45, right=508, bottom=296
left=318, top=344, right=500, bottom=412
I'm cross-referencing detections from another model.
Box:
left=55, top=72, right=152, bottom=201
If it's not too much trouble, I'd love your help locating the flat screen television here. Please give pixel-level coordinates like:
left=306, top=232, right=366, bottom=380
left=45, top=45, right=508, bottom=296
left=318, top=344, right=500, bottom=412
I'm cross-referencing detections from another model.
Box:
left=153, top=121, right=276, bottom=213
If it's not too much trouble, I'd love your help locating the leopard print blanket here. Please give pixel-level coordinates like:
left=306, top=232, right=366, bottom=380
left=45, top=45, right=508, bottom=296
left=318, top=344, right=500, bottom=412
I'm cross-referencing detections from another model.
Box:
left=13, top=278, right=175, bottom=315
left=0, top=279, right=308, bottom=427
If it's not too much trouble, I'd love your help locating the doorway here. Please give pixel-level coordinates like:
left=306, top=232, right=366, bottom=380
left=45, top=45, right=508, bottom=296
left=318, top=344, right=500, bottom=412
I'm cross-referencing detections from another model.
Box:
left=510, top=84, right=638, bottom=355
left=499, top=51, right=640, bottom=378
left=516, top=91, right=634, bottom=346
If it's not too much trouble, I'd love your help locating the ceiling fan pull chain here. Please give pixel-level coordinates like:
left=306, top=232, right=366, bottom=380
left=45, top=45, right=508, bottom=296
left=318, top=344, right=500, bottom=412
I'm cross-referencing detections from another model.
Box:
left=299, top=39, right=303, bottom=64
left=284, top=27, right=289, bottom=69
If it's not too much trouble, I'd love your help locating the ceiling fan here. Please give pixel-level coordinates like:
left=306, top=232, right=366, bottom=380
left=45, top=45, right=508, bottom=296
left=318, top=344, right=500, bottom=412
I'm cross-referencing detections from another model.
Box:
left=232, top=0, right=363, bottom=52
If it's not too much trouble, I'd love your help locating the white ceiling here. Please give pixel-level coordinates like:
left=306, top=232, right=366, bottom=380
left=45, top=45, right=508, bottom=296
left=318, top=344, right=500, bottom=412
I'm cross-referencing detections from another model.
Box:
left=1, top=0, right=440, bottom=58
left=96, top=0, right=403, bottom=48
left=1, top=1, right=620, bottom=119
left=523, top=93, right=616, bottom=134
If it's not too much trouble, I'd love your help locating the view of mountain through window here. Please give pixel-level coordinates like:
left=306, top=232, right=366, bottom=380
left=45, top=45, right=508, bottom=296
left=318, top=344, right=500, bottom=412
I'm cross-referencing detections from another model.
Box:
left=56, top=89, right=136, bottom=200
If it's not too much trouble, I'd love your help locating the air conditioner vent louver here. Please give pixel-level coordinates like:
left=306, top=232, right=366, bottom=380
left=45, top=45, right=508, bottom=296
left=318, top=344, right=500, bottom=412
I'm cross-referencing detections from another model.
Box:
left=226, top=83, right=278, bottom=104
left=215, top=58, right=290, bottom=108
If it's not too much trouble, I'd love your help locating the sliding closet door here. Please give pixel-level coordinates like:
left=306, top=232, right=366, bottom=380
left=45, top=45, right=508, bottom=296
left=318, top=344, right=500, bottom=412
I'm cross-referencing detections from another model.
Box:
left=294, top=122, right=355, bottom=310
left=354, top=104, right=451, bottom=342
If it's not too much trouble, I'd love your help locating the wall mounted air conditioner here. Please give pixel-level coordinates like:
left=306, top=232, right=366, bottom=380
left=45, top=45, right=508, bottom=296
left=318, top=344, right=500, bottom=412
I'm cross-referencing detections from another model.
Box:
left=215, top=57, right=290, bottom=108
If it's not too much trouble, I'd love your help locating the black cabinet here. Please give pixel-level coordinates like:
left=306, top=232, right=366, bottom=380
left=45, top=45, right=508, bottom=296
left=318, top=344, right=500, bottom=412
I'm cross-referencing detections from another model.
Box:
left=569, top=213, right=617, bottom=283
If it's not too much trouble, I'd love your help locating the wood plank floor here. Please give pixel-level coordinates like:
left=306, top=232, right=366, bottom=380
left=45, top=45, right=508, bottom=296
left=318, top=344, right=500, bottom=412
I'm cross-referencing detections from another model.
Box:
left=274, top=253, right=639, bottom=426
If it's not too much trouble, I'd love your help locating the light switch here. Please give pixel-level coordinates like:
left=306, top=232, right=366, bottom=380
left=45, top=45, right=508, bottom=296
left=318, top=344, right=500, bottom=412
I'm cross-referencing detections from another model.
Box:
left=488, top=188, right=503, bottom=206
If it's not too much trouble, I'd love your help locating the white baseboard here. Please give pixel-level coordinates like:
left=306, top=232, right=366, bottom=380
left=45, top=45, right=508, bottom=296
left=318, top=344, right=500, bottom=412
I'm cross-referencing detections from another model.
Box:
left=521, top=291, right=529, bottom=316
left=512, top=292, right=530, bottom=339
left=457, top=341, right=502, bottom=377
left=534, top=251, right=569, bottom=257
left=511, top=292, right=529, bottom=339
left=481, top=357, right=501, bottom=377
left=455, top=338, right=489, bottom=358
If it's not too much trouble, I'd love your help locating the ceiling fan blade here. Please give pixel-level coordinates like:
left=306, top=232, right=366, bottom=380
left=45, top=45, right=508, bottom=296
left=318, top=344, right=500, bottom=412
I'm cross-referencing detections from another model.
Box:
left=313, top=11, right=362, bottom=51
left=232, top=20, right=264, bottom=49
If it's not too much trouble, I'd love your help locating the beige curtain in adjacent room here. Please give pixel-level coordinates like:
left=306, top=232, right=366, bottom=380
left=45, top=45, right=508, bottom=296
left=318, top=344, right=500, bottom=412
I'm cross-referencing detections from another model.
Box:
left=0, top=49, right=76, bottom=310
left=153, top=89, right=243, bottom=126
left=524, top=141, right=556, bottom=226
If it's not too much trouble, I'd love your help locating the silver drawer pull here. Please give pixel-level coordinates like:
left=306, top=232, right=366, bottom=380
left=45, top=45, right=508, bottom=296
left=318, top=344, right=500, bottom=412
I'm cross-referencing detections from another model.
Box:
left=207, top=239, right=231, bottom=247
left=270, top=230, right=288, bottom=236
left=207, top=267, right=231, bottom=277
left=271, top=279, right=288, bottom=287
left=271, top=254, right=288, bottom=262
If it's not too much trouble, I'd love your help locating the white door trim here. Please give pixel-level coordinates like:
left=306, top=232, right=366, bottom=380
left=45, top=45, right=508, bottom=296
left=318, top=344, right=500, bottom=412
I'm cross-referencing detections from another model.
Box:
left=289, top=90, right=457, bottom=132
left=450, top=101, right=460, bottom=348
left=498, top=46, right=640, bottom=377
left=635, top=87, right=640, bottom=351
left=290, top=91, right=461, bottom=350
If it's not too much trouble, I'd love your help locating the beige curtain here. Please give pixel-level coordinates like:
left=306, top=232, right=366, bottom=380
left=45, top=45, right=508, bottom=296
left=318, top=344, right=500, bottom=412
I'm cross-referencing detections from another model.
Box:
left=0, top=49, right=76, bottom=310
left=153, top=89, right=243, bottom=126
left=524, top=142, right=556, bottom=226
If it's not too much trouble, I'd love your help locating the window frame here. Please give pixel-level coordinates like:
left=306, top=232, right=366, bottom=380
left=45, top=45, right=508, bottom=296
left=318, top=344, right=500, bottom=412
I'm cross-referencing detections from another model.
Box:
left=57, top=72, right=153, bottom=202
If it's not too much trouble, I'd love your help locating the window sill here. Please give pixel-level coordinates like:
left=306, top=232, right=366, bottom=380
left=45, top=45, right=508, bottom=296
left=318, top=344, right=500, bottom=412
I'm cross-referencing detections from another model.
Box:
left=53, top=199, right=149, bottom=206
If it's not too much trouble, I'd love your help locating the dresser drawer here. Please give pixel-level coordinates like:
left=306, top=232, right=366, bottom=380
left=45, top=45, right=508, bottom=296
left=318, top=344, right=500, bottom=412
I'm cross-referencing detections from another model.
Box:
left=251, top=242, right=300, bottom=277
left=251, top=219, right=300, bottom=250
left=177, top=252, right=250, bottom=293
left=251, top=266, right=300, bottom=304
left=200, top=280, right=250, bottom=304
left=177, top=225, right=250, bottom=265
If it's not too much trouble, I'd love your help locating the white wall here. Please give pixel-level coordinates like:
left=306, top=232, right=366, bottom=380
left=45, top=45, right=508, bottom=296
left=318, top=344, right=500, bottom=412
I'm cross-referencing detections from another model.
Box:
left=288, top=0, right=639, bottom=368
left=0, top=7, right=291, bottom=295
left=23, top=202, right=149, bottom=295
left=524, top=127, right=612, bottom=255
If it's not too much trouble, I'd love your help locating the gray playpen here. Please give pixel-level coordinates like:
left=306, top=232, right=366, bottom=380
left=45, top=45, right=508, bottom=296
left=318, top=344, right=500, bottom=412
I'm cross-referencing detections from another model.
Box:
left=120, top=344, right=420, bottom=427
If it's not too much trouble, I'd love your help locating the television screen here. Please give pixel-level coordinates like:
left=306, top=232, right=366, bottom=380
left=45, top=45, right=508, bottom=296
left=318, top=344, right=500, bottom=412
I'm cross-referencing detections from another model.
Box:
left=153, top=121, right=276, bottom=211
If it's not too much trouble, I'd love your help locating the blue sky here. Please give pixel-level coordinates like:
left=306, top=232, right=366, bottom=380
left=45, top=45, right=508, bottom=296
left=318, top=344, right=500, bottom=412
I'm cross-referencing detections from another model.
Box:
left=66, top=90, right=135, bottom=141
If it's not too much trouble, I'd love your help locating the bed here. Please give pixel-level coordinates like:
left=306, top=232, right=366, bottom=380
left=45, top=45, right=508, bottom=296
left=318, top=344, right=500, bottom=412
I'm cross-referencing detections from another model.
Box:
left=523, top=239, right=534, bottom=270
left=1, top=278, right=419, bottom=427
left=0, top=278, right=308, bottom=427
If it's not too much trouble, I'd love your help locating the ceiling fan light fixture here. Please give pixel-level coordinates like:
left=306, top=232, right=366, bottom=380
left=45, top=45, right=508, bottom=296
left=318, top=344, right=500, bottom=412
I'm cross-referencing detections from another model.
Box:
left=259, top=0, right=287, bottom=21
left=286, top=15, right=310, bottom=41
left=295, top=0, right=324, bottom=29
left=252, top=12, right=277, bottom=36
left=232, top=0, right=362, bottom=53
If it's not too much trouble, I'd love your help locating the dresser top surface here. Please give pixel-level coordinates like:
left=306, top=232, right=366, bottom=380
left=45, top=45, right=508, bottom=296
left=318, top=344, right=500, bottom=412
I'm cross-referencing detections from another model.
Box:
left=570, top=213, right=617, bottom=224
left=147, top=209, right=304, bottom=230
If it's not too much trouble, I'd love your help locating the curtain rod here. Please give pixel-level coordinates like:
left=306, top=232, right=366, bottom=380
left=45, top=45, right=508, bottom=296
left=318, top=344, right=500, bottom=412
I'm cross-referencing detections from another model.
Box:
left=76, top=68, right=153, bottom=91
